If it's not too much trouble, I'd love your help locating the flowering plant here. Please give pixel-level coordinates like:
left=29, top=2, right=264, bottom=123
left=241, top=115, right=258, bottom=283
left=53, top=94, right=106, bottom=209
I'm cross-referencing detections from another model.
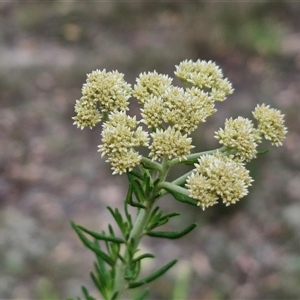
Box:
left=70, top=59, right=287, bottom=300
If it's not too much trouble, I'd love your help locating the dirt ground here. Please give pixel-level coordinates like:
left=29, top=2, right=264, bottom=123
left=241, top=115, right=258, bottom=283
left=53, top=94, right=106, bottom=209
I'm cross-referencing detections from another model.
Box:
left=1, top=2, right=300, bottom=299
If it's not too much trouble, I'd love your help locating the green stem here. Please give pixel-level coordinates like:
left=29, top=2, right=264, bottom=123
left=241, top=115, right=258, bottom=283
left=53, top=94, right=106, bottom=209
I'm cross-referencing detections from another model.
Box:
left=128, top=205, right=153, bottom=249
left=113, top=198, right=155, bottom=299
left=159, top=156, right=170, bottom=181
left=168, top=147, right=226, bottom=166
left=158, top=182, right=190, bottom=198
left=156, top=172, right=192, bottom=199
left=141, top=157, right=163, bottom=172
left=171, top=170, right=193, bottom=187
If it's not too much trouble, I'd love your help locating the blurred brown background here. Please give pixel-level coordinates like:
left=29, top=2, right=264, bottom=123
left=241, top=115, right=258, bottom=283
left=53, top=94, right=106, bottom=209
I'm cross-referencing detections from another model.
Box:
left=0, top=1, right=299, bottom=299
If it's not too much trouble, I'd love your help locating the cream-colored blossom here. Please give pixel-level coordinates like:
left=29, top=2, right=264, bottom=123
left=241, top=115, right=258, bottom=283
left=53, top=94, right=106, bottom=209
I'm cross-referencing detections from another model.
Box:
left=98, top=111, right=149, bottom=174
left=185, top=172, right=218, bottom=210
left=103, top=111, right=137, bottom=130
left=174, top=59, right=233, bottom=102
left=149, top=127, right=194, bottom=161
left=82, top=69, right=132, bottom=112
left=140, top=95, right=164, bottom=128
left=73, top=69, right=132, bottom=129
left=133, top=126, right=151, bottom=146
left=99, top=125, right=135, bottom=157
left=215, top=117, right=258, bottom=162
left=107, top=151, right=142, bottom=175
left=210, top=78, right=233, bottom=102
left=140, top=86, right=216, bottom=133
left=73, top=97, right=102, bottom=129
left=186, top=154, right=253, bottom=209
left=133, top=71, right=173, bottom=104
left=252, top=104, right=287, bottom=146
left=162, top=86, right=187, bottom=127
left=163, top=87, right=216, bottom=133
left=184, top=87, right=216, bottom=129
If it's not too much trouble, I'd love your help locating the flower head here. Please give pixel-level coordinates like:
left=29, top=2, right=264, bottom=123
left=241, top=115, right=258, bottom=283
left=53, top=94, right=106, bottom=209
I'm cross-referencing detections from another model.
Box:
left=133, top=71, right=173, bottom=104
left=106, top=151, right=142, bottom=175
left=174, top=59, right=233, bottom=102
left=140, top=86, right=216, bottom=133
left=73, top=69, right=132, bottom=129
left=140, top=95, right=164, bottom=128
left=73, top=97, right=102, bottom=129
left=215, top=117, right=259, bottom=162
left=98, top=111, right=149, bottom=174
left=82, top=69, right=132, bottom=112
left=102, top=110, right=137, bottom=130
left=252, top=104, right=287, bottom=146
left=185, top=172, right=218, bottom=210
left=149, top=127, right=194, bottom=161
left=162, top=87, right=216, bottom=134
left=186, top=154, right=253, bottom=210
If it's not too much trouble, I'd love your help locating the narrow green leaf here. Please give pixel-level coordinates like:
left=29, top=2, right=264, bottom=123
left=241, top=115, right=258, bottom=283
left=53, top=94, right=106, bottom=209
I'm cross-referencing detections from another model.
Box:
left=149, top=218, right=169, bottom=230
left=104, top=238, right=110, bottom=256
left=154, top=211, right=163, bottom=222
left=124, top=201, right=133, bottom=228
left=125, top=202, right=135, bottom=227
left=143, top=168, right=151, bottom=182
left=107, top=207, right=124, bottom=229
left=129, top=169, right=144, bottom=181
left=93, top=262, right=101, bottom=278
left=140, top=156, right=162, bottom=172
left=134, top=260, right=141, bottom=281
left=147, top=213, right=163, bottom=231
left=107, top=207, right=130, bottom=238
left=77, top=225, right=124, bottom=244
left=91, top=246, right=114, bottom=267
left=128, top=172, right=145, bottom=201
left=90, top=272, right=107, bottom=299
left=117, top=252, right=126, bottom=263
left=125, top=263, right=136, bottom=280
left=147, top=223, right=197, bottom=239
left=147, top=210, right=177, bottom=231
left=132, top=179, right=145, bottom=203
left=93, top=261, right=107, bottom=292
left=126, top=175, right=146, bottom=208
left=95, top=242, right=107, bottom=279
left=81, top=285, right=97, bottom=300
left=125, top=183, right=134, bottom=204
left=107, top=268, right=115, bottom=292
left=128, top=259, right=178, bottom=288
left=113, top=208, right=124, bottom=226
left=132, top=253, right=155, bottom=263
left=143, top=169, right=153, bottom=195
left=148, top=206, right=160, bottom=223
left=110, top=242, right=121, bottom=262
left=71, top=221, right=114, bottom=266
left=127, top=172, right=138, bottom=186
left=108, top=224, right=115, bottom=236
left=160, top=212, right=181, bottom=221
left=177, top=159, right=198, bottom=165
left=148, top=212, right=181, bottom=230
left=126, top=194, right=147, bottom=209
left=164, top=186, right=198, bottom=206
left=111, top=291, right=119, bottom=300
left=134, top=289, right=149, bottom=300
left=153, top=177, right=160, bottom=186
left=258, top=149, right=270, bottom=155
